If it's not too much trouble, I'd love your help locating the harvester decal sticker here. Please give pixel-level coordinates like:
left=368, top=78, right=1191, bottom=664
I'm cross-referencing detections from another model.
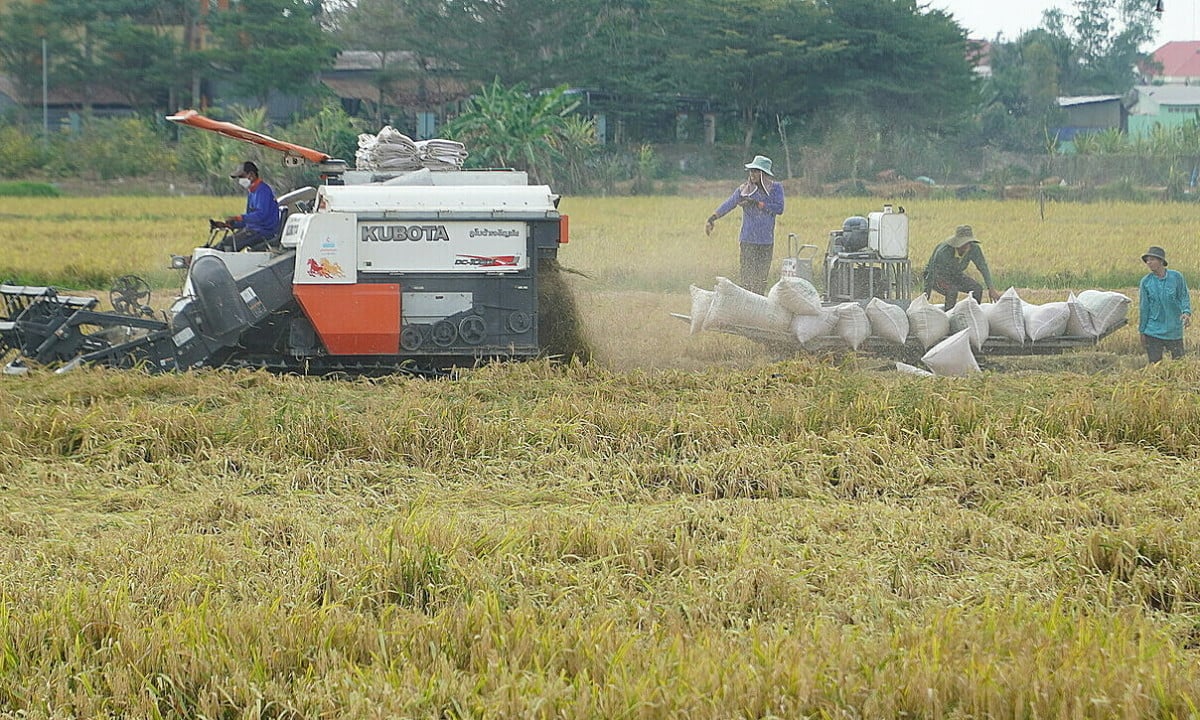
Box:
left=307, top=258, right=346, bottom=279
left=454, top=254, right=520, bottom=268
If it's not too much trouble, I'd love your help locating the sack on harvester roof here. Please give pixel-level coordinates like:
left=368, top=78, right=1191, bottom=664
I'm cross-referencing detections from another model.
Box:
left=982, top=287, right=1026, bottom=344
left=703, top=277, right=792, bottom=334
left=866, top=297, right=910, bottom=345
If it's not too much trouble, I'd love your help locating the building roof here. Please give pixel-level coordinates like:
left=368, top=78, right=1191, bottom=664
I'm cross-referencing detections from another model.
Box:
left=1057, top=95, right=1122, bottom=107
left=1133, top=84, right=1200, bottom=105
left=1144, top=41, right=1200, bottom=79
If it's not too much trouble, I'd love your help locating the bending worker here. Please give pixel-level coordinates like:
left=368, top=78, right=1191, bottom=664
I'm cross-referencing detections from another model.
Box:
left=705, top=155, right=785, bottom=295
left=923, top=224, right=1001, bottom=310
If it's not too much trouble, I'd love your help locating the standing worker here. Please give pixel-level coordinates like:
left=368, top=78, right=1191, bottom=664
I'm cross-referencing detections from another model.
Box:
left=211, top=161, right=280, bottom=252
left=923, top=224, right=1001, bottom=310
left=1138, top=245, right=1191, bottom=363
left=705, top=155, right=785, bottom=295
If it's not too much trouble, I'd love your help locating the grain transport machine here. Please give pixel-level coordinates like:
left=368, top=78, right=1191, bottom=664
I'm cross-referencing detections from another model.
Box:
left=822, top=204, right=912, bottom=303
left=1, top=112, right=572, bottom=375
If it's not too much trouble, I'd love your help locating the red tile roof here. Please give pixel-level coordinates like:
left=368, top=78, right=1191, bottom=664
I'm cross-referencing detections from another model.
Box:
left=1146, top=41, right=1200, bottom=78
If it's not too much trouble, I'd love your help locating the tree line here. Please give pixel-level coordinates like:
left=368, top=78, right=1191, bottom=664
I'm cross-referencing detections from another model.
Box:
left=0, top=0, right=1171, bottom=189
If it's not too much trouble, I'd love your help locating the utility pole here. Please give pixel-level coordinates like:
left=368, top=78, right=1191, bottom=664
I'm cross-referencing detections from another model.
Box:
left=42, top=37, right=48, bottom=149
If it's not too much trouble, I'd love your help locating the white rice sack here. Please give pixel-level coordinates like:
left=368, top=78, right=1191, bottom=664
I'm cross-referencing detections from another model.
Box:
left=688, top=285, right=715, bottom=336
left=907, top=294, right=951, bottom=349
left=1076, top=290, right=1131, bottom=333
left=866, top=297, right=910, bottom=344
left=896, top=361, right=934, bottom=377
left=946, top=296, right=990, bottom=351
left=768, top=276, right=823, bottom=316
left=703, top=277, right=792, bottom=333
left=1024, top=301, right=1071, bottom=341
left=1065, top=291, right=1100, bottom=338
left=981, top=287, right=1026, bottom=343
left=834, top=302, right=871, bottom=350
left=792, top=307, right=839, bottom=344
left=921, top=328, right=981, bottom=377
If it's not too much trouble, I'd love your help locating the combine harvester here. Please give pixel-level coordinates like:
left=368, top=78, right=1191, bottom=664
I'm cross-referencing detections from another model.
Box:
left=681, top=206, right=1130, bottom=367
left=2, top=112, right=576, bottom=375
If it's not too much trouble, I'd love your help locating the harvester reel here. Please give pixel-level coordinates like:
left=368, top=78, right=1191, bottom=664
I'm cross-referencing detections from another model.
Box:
left=109, top=275, right=153, bottom=317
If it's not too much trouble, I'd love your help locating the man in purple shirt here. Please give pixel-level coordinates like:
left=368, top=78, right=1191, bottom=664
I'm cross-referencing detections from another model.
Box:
left=705, top=155, right=785, bottom=295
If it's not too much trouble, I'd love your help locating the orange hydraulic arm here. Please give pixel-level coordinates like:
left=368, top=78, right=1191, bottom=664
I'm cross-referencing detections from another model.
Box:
left=166, top=110, right=332, bottom=164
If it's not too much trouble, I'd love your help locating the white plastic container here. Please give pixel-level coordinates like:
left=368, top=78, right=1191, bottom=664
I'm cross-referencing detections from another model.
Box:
left=867, top=205, right=909, bottom=259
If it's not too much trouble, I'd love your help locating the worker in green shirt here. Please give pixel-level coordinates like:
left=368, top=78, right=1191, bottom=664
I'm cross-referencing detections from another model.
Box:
left=923, top=224, right=1001, bottom=310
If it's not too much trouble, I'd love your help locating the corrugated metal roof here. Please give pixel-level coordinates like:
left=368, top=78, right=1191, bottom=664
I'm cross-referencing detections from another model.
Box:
left=1057, top=95, right=1122, bottom=107
left=1132, top=84, right=1200, bottom=105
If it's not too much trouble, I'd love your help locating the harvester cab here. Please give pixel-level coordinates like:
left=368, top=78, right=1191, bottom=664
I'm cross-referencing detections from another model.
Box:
left=2, top=112, right=572, bottom=375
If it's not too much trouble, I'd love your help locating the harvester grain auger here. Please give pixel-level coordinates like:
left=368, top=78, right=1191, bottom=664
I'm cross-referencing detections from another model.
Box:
left=2, top=112, right=579, bottom=375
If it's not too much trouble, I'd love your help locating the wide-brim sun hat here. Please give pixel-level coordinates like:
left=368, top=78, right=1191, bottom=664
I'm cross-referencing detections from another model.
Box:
left=744, top=155, right=774, bottom=176
left=1141, top=245, right=1168, bottom=265
left=946, top=224, right=978, bottom=249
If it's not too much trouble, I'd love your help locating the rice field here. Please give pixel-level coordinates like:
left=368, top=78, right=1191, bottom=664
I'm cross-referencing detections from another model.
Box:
left=2, top=191, right=1200, bottom=718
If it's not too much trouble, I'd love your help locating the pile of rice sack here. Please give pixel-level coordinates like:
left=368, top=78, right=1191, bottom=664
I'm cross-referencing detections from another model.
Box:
left=687, top=279, right=1131, bottom=377
left=355, top=127, right=469, bottom=172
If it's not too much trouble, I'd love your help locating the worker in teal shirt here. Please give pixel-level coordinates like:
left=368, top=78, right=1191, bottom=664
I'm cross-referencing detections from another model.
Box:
left=1138, top=245, right=1191, bottom=363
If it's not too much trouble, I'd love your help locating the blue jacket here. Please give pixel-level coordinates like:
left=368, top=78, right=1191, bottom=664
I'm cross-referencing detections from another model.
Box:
left=1139, top=268, right=1192, bottom=340
left=231, top=179, right=280, bottom=236
left=712, top=180, right=785, bottom=245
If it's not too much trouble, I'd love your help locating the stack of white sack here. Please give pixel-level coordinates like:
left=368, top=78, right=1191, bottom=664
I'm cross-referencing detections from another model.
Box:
left=904, top=286, right=1131, bottom=352
left=356, top=127, right=421, bottom=171
left=688, top=280, right=1131, bottom=353
left=417, top=139, right=468, bottom=170
left=701, top=277, right=792, bottom=334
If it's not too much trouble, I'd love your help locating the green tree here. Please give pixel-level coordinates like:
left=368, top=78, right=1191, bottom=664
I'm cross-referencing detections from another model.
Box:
left=1040, top=0, right=1157, bottom=94
left=0, top=1, right=73, bottom=112
left=205, top=0, right=337, bottom=107
left=442, top=81, right=596, bottom=187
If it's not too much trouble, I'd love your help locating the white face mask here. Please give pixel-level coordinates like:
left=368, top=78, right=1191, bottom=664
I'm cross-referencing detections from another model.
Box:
left=237, top=177, right=251, bottom=189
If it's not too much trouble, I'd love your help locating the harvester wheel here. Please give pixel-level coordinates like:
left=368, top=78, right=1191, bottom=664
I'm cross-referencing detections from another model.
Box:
left=431, top=320, right=458, bottom=347
left=506, top=311, right=532, bottom=334
left=400, top=325, right=423, bottom=351
left=459, top=315, right=487, bottom=344
left=110, top=275, right=152, bottom=316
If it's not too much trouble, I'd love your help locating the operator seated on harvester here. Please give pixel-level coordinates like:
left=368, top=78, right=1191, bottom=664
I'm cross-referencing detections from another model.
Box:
left=922, top=224, right=1001, bottom=310
left=210, top=161, right=280, bottom=252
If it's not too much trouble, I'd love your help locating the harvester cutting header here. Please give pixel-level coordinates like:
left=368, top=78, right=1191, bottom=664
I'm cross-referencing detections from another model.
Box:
left=1, top=112, right=572, bottom=375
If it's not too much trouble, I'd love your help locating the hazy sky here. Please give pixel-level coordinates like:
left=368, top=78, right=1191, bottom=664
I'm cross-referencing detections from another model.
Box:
left=930, top=0, right=1198, bottom=48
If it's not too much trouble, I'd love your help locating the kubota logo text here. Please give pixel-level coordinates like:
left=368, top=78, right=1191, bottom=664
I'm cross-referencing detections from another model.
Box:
left=361, top=224, right=450, bottom=242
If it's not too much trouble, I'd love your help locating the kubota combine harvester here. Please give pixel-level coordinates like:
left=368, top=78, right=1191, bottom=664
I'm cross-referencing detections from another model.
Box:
left=1, top=112, right=574, bottom=375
